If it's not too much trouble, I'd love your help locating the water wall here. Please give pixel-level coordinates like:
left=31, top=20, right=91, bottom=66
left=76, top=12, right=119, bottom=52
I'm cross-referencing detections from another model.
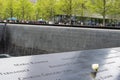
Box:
left=0, top=24, right=120, bottom=56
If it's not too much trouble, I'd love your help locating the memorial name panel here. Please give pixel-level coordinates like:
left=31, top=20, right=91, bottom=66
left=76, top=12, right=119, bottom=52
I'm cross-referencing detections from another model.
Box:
left=0, top=48, right=120, bottom=80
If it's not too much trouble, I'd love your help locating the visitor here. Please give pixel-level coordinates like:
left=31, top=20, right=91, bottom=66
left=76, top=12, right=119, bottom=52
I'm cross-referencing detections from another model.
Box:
left=3, top=20, right=7, bottom=26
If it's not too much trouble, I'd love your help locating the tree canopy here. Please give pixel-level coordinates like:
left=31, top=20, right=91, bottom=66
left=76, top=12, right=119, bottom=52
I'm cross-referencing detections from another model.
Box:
left=0, top=0, right=120, bottom=25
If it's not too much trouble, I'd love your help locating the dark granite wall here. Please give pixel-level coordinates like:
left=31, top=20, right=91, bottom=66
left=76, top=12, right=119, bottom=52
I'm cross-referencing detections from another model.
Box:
left=0, top=26, right=4, bottom=53
left=0, top=24, right=120, bottom=56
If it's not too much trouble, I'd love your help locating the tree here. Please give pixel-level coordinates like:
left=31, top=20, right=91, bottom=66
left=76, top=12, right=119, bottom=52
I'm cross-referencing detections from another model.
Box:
left=35, top=0, right=57, bottom=21
left=34, top=0, right=43, bottom=20
left=17, top=0, right=34, bottom=20
left=0, top=0, right=119, bottom=24
left=89, top=0, right=113, bottom=26
left=46, top=0, right=56, bottom=21
left=56, top=0, right=73, bottom=24
left=108, top=0, right=120, bottom=23
left=5, top=0, right=17, bottom=19
left=55, top=0, right=89, bottom=24
left=60, top=0, right=73, bottom=17
left=0, top=0, right=6, bottom=19
left=73, top=0, right=88, bottom=22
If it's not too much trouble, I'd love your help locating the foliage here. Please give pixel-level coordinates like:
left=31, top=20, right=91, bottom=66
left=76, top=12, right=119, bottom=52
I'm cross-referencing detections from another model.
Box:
left=108, top=0, right=120, bottom=20
left=88, top=0, right=113, bottom=26
left=0, top=0, right=119, bottom=22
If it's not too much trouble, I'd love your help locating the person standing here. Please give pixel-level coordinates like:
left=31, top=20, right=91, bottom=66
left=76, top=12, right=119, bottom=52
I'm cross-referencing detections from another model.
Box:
left=3, top=20, right=7, bottom=26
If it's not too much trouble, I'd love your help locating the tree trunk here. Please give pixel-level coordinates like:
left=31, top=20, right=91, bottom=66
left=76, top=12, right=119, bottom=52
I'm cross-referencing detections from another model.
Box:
left=103, top=15, right=105, bottom=26
left=69, top=0, right=72, bottom=25
left=10, top=8, right=13, bottom=19
left=103, top=0, right=106, bottom=26
left=22, top=6, right=25, bottom=20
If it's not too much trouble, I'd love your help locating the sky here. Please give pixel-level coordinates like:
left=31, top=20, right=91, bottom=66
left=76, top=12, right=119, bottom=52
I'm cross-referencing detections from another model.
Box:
left=30, top=0, right=37, bottom=3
